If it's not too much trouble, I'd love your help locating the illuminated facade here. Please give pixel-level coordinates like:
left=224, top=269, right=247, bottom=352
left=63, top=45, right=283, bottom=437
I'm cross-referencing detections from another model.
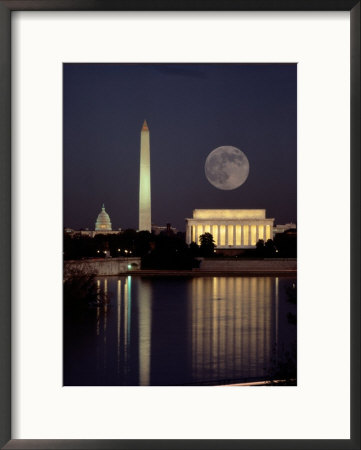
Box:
left=95, top=204, right=112, bottom=231
left=185, top=209, right=274, bottom=248
left=78, top=229, right=121, bottom=237
left=139, top=120, right=151, bottom=232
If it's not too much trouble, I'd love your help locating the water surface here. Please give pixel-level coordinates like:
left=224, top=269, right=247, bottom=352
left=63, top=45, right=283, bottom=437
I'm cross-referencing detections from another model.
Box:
left=64, top=276, right=296, bottom=386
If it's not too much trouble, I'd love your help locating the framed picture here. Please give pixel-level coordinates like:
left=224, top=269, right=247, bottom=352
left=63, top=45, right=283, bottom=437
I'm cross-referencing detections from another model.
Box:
left=0, top=1, right=359, bottom=449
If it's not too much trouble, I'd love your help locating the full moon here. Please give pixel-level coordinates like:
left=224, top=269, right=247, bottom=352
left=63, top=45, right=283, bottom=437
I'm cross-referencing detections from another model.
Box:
left=205, top=146, right=250, bottom=190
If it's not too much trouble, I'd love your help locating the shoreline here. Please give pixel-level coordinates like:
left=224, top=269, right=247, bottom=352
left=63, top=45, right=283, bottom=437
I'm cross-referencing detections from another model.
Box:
left=179, top=376, right=297, bottom=386
left=122, top=269, right=297, bottom=277
left=65, top=257, right=296, bottom=277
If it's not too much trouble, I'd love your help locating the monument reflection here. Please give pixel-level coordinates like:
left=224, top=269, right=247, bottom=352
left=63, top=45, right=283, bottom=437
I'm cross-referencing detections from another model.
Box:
left=189, top=277, right=276, bottom=383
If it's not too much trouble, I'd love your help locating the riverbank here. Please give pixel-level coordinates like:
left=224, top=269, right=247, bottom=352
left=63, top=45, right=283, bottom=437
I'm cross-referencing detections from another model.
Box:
left=127, top=269, right=296, bottom=276
left=65, top=257, right=296, bottom=277
left=134, top=258, right=296, bottom=276
left=221, top=379, right=297, bottom=386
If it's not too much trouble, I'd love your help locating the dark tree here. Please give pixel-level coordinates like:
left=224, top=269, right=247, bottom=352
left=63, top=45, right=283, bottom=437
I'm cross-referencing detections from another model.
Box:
left=189, top=241, right=200, bottom=257
left=64, top=233, right=98, bottom=260
left=199, top=232, right=215, bottom=257
left=141, top=233, right=197, bottom=270
left=265, top=239, right=277, bottom=257
left=256, top=239, right=265, bottom=256
left=134, top=230, right=152, bottom=256
left=274, top=229, right=297, bottom=257
left=63, top=264, right=107, bottom=310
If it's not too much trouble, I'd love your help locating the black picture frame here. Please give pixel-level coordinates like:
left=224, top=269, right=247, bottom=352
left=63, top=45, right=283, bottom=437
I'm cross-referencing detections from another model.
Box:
left=0, top=1, right=359, bottom=449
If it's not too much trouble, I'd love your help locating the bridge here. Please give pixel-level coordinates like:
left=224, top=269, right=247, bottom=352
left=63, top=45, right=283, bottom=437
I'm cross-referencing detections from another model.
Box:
left=64, top=257, right=141, bottom=276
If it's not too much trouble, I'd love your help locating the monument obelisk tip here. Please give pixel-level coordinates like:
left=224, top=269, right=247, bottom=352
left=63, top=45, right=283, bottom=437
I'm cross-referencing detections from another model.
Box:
left=142, top=119, right=148, bottom=131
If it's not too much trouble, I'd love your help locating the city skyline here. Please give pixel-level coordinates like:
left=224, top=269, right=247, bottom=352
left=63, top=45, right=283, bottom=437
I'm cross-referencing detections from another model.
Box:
left=63, top=63, right=297, bottom=231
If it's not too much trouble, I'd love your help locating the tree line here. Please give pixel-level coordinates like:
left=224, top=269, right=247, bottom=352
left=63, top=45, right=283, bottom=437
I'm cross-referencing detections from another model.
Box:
left=64, top=228, right=296, bottom=269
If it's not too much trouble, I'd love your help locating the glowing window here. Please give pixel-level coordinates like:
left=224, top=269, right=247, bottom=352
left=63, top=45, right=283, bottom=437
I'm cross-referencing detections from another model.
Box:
left=235, top=226, right=242, bottom=246
left=204, top=225, right=211, bottom=234
left=191, top=226, right=195, bottom=242
left=258, top=225, right=264, bottom=240
left=219, top=225, right=226, bottom=246
left=251, top=225, right=257, bottom=245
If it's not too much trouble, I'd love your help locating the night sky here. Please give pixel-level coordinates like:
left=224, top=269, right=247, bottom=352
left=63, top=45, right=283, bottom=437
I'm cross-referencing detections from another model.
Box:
left=63, top=63, right=297, bottom=232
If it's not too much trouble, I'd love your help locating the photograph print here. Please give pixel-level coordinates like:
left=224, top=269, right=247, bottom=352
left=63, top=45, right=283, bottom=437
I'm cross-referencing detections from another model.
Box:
left=63, top=63, right=297, bottom=386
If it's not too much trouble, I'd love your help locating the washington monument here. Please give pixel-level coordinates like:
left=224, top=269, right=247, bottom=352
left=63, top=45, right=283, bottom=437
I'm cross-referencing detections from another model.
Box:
left=139, top=120, right=151, bottom=232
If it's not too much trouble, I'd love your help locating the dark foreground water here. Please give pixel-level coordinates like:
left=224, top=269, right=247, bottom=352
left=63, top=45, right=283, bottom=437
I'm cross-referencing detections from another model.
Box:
left=64, top=276, right=296, bottom=386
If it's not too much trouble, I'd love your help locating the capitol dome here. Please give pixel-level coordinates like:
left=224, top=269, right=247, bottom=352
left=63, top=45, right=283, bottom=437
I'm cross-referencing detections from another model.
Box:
left=95, top=204, right=112, bottom=231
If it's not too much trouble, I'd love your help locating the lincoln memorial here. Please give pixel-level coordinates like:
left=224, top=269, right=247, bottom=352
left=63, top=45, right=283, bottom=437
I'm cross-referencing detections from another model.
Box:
left=185, top=209, right=274, bottom=249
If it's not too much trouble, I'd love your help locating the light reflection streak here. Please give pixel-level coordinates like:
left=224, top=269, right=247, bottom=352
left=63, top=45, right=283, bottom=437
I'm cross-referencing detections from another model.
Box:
left=117, top=279, right=121, bottom=374
left=124, top=278, right=128, bottom=370
left=190, top=277, right=277, bottom=381
left=103, top=279, right=108, bottom=371
left=96, top=279, right=100, bottom=336
left=127, top=276, right=132, bottom=345
left=275, top=277, right=279, bottom=365
left=138, top=282, right=152, bottom=386
left=104, top=279, right=108, bottom=335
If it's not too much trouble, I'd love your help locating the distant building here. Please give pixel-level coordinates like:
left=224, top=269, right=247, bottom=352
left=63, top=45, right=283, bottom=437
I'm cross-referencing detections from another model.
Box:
left=152, top=223, right=177, bottom=235
left=95, top=204, right=112, bottom=231
left=273, top=222, right=296, bottom=235
left=78, top=229, right=121, bottom=237
left=185, top=209, right=274, bottom=249
left=65, top=204, right=121, bottom=238
left=65, top=229, right=122, bottom=238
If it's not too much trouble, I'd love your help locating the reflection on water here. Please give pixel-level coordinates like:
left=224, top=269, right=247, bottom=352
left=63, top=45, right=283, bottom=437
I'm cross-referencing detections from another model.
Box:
left=138, top=281, right=151, bottom=386
left=64, top=276, right=296, bottom=386
left=189, top=277, right=275, bottom=383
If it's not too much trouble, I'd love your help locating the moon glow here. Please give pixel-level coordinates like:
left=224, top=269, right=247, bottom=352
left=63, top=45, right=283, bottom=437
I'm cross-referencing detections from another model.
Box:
left=205, top=146, right=250, bottom=190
